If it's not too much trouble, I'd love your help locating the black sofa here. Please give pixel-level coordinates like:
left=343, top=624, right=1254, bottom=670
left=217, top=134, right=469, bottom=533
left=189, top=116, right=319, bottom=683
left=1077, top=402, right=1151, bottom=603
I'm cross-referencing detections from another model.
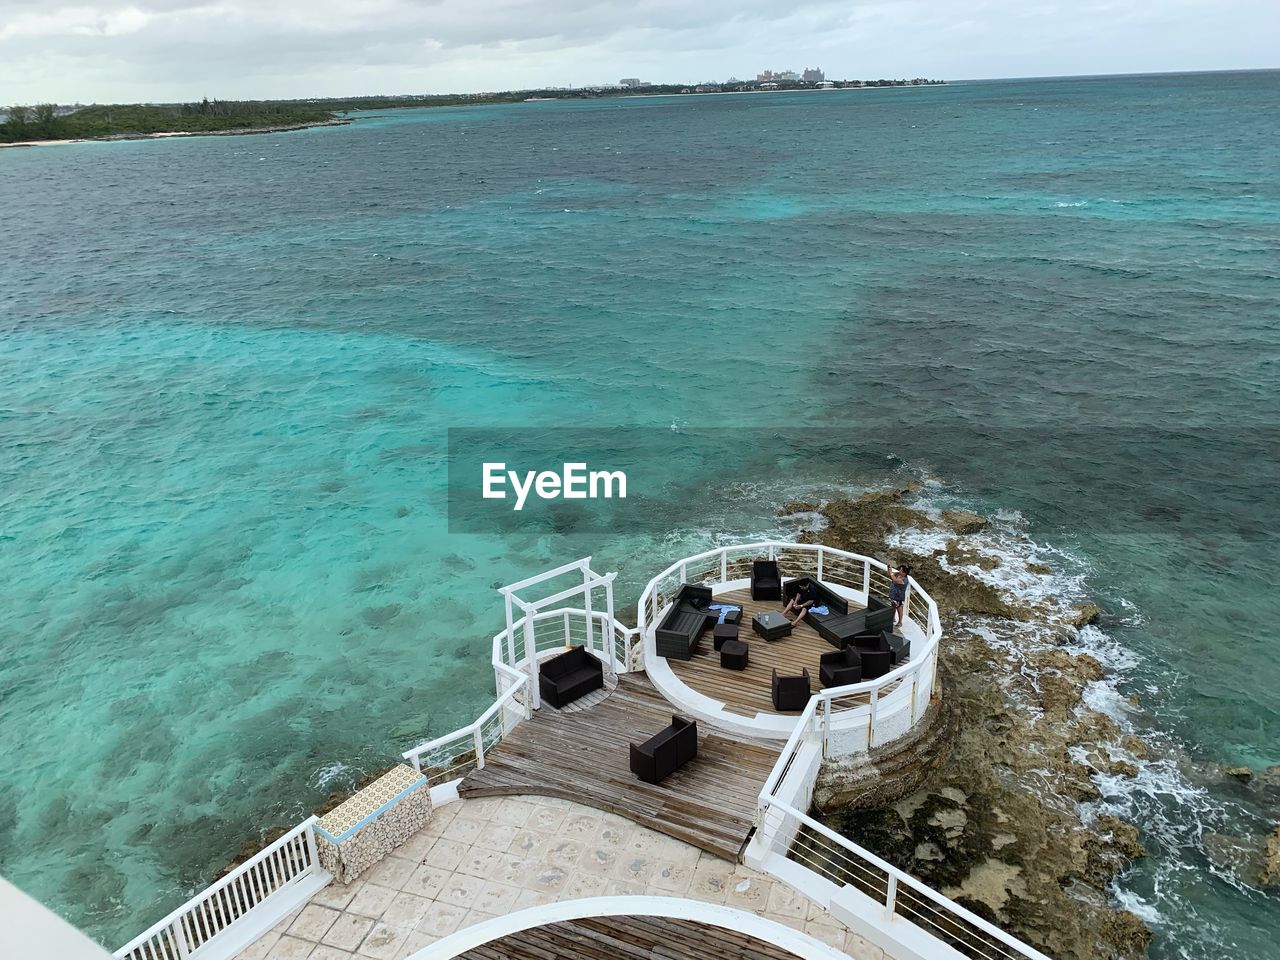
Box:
left=819, top=646, right=862, bottom=688
left=538, top=645, right=605, bottom=708
left=751, top=560, right=782, bottom=601
left=771, top=668, right=812, bottom=711
left=655, top=584, right=715, bottom=660
left=629, top=715, right=698, bottom=784
left=812, top=594, right=895, bottom=649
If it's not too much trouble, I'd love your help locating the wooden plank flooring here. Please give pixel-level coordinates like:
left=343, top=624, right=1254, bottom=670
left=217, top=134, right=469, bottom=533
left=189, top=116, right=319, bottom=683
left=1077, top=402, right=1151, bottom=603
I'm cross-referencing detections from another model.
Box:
left=459, top=674, right=780, bottom=861
left=666, top=588, right=862, bottom=717
left=456, top=915, right=806, bottom=960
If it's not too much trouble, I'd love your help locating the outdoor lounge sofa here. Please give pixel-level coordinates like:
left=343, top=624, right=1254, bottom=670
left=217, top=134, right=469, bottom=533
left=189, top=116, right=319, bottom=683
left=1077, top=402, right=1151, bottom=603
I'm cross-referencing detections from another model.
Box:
left=812, top=594, right=895, bottom=649
left=751, top=560, right=782, bottom=601
left=538, top=645, right=605, bottom=708
left=629, top=714, right=698, bottom=784
left=771, top=668, right=812, bottom=711
left=655, top=583, right=739, bottom=660
left=819, top=646, right=862, bottom=688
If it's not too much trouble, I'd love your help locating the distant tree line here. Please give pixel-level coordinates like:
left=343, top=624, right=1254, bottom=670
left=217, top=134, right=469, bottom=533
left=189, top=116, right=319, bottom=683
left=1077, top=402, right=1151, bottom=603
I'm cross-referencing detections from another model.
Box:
left=1, top=79, right=946, bottom=143
left=0, top=100, right=334, bottom=143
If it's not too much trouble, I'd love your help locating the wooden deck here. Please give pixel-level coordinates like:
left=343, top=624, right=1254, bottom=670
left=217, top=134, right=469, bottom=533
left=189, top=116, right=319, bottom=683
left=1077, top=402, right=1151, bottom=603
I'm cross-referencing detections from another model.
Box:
left=666, top=587, right=847, bottom=717
left=459, top=674, right=780, bottom=861
left=455, top=915, right=807, bottom=960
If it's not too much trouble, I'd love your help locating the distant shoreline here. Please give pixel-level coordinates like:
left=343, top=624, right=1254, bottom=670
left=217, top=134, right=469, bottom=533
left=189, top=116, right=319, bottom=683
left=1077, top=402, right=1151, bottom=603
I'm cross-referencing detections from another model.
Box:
left=0, top=117, right=349, bottom=149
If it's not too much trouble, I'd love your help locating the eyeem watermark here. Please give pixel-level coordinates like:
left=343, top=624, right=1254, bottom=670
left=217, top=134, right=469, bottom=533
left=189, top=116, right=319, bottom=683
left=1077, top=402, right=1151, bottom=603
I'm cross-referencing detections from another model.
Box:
left=482, top=462, right=627, bottom=511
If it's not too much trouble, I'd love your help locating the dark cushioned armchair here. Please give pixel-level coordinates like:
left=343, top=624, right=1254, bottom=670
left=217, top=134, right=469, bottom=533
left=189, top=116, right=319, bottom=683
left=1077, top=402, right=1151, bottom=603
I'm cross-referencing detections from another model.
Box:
left=751, top=559, right=782, bottom=601
left=819, top=646, right=862, bottom=688
left=629, top=715, right=698, bottom=784
left=771, top=667, right=812, bottom=711
left=538, top=645, right=604, bottom=708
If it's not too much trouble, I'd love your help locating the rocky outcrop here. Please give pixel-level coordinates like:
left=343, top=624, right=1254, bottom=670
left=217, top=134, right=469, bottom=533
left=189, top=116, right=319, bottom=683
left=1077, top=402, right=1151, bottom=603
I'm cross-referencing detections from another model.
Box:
left=813, top=698, right=956, bottom=813
left=941, top=509, right=989, bottom=534
left=810, top=487, right=1151, bottom=959
left=1260, top=827, right=1280, bottom=886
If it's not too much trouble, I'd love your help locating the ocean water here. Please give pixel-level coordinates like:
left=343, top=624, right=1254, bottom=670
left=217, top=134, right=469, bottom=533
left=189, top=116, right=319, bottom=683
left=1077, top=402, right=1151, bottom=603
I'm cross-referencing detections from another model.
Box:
left=1, top=71, right=1277, bottom=956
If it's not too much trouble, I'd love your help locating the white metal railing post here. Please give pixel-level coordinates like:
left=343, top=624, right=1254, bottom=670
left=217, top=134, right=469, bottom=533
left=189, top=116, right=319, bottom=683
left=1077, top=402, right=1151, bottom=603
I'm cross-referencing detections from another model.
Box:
left=523, top=608, right=541, bottom=710
left=563, top=610, right=571, bottom=646
left=679, top=561, right=687, bottom=584
left=904, top=580, right=913, bottom=624
left=169, top=919, right=190, bottom=959
left=817, top=546, right=824, bottom=581
left=885, top=874, right=898, bottom=920
left=303, top=818, right=320, bottom=871
left=868, top=688, right=879, bottom=749
left=473, top=725, right=486, bottom=769
left=822, top=696, right=832, bottom=757
left=583, top=563, right=595, bottom=656
left=862, top=558, right=871, bottom=595
left=604, top=574, right=618, bottom=674
left=504, top=593, right=516, bottom=667
left=910, top=677, right=918, bottom=726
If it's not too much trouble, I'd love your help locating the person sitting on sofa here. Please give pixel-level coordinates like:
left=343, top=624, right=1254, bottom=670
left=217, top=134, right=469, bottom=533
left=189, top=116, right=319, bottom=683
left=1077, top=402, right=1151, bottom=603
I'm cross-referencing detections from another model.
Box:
left=783, top=579, right=828, bottom=625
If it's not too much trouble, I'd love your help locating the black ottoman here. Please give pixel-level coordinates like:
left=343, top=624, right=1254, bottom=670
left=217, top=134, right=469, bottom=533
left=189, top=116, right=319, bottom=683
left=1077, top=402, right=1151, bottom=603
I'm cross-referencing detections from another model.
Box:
left=713, top=622, right=740, bottom=650
left=720, top=639, right=749, bottom=670
left=752, top=611, right=792, bottom=642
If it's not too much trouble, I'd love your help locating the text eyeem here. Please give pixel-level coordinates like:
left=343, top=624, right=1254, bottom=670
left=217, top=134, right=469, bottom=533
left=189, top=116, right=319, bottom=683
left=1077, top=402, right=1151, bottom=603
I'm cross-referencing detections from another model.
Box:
left=482, top=462, right=628, bottom=511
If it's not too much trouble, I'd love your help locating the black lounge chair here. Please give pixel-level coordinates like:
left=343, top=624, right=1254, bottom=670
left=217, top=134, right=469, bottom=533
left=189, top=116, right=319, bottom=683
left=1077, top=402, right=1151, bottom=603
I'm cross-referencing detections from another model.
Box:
left=857, top=638, right=894, bottom=680
left=629, top=715, right=698, bottom=784
left=538, top=645, right=604, bottom=708
left=771, top=668, right=812, bottom=711
left=654, top=584, right=715, bottom=660
left=819, top=646, right=862, bottom=688
left=751, top=560, right=782, bottom=601
left=881, top=630, right=911, bottom=664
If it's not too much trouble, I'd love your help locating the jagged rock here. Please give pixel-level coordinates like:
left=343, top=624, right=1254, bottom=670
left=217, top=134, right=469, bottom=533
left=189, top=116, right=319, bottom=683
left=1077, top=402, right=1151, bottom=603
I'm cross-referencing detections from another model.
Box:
left=1065, top=603, right=1102, bottom=627
left=779, top=499, right=821, bottom=515
left=1121, top=735, right=1150, bottom=760
left=941, top=509, right=989, bottom=534
left=1203, top=831, right=1264, bottom=881
left=1260, top=765, right=1280, bottom=787
left=1260, top=827, right=1280, bottom=886
left=1028, top=561, right=1054, bottom=575
left=1101, top=911, right=1155, bottom=956
left=945, top=539, right=1001, bottom=571
left=1222, top=765, right=1254, bottom=782
left=1095, top=816, right=1145, bottom=860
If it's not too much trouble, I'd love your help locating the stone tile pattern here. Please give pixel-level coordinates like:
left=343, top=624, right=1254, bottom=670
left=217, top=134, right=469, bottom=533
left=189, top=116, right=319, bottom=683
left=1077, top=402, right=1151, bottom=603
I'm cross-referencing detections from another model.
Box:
left=316, top=766, right=433, bottom=885
left=235, top=795, right=886, bottom=960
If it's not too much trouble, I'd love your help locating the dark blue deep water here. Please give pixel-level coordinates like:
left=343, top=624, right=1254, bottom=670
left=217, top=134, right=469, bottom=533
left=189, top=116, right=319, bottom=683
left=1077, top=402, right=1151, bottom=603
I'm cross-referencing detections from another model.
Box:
left=1, top=71, right=1277, bottom=956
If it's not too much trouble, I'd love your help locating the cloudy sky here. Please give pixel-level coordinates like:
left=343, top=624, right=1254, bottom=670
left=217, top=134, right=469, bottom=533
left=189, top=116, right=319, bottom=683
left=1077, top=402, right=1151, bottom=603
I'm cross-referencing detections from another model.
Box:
left=1, top=0, right=1275, bottom=104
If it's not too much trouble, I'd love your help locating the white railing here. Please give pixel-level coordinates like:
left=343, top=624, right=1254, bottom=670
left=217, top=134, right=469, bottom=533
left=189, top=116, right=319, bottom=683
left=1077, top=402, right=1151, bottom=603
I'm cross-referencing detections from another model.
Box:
left=114, top=819, right=322, bottom=960
left=755, top=695, right=1052, bottom=960
left=639, top=541, right=942, bottom=749
left=402, top=674, right=529, bottom=780
left=490, top=606, right=631, bottom=679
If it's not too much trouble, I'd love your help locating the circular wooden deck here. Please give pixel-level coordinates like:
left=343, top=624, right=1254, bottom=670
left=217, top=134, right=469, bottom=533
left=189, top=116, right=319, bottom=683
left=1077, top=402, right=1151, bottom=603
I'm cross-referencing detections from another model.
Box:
left=663, top=587, right=918, bottom=719
left=454, top=914, right=811, bottom=960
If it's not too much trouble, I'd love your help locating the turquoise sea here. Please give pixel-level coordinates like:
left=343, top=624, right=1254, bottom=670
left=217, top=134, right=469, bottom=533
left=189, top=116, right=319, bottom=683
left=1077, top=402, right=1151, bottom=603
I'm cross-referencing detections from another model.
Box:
left=1, top=72, right=1277, bottom=957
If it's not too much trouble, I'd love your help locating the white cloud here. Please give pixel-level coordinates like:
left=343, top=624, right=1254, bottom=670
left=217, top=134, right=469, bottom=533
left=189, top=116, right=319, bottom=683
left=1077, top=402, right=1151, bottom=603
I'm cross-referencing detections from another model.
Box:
left=0, top=0, right=1274, bottom=103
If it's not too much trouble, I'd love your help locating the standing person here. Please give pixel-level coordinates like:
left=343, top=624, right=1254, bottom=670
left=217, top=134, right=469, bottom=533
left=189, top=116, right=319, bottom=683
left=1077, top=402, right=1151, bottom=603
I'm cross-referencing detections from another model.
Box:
left=887, top=562, right=911, bottom=628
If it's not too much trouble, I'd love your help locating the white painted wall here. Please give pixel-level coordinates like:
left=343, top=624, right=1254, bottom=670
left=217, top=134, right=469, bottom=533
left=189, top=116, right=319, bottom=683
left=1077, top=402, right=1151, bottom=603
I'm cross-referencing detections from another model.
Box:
left=1, top=876, right=114, bottom=960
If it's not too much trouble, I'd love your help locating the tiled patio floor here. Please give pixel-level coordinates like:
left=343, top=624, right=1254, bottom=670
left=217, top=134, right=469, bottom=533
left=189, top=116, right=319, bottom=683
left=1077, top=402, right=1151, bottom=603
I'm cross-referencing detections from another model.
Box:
left=233, top=795, right=886, bottom=960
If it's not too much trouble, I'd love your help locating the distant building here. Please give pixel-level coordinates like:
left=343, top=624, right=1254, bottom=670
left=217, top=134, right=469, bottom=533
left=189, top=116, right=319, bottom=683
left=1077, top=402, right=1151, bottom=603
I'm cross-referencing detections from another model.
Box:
left=817, top=80, right=836, bottom=90
left=802, top=67, right=825, bottom=83
left=759, top=82, right=779, bottom=90
left=619, top=78, right=642, bottom=88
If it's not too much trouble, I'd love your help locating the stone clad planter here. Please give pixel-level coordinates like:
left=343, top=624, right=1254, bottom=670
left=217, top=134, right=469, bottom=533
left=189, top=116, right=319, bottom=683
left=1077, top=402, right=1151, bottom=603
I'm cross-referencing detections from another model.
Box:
left=314, top=764, right=432, bottom=884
